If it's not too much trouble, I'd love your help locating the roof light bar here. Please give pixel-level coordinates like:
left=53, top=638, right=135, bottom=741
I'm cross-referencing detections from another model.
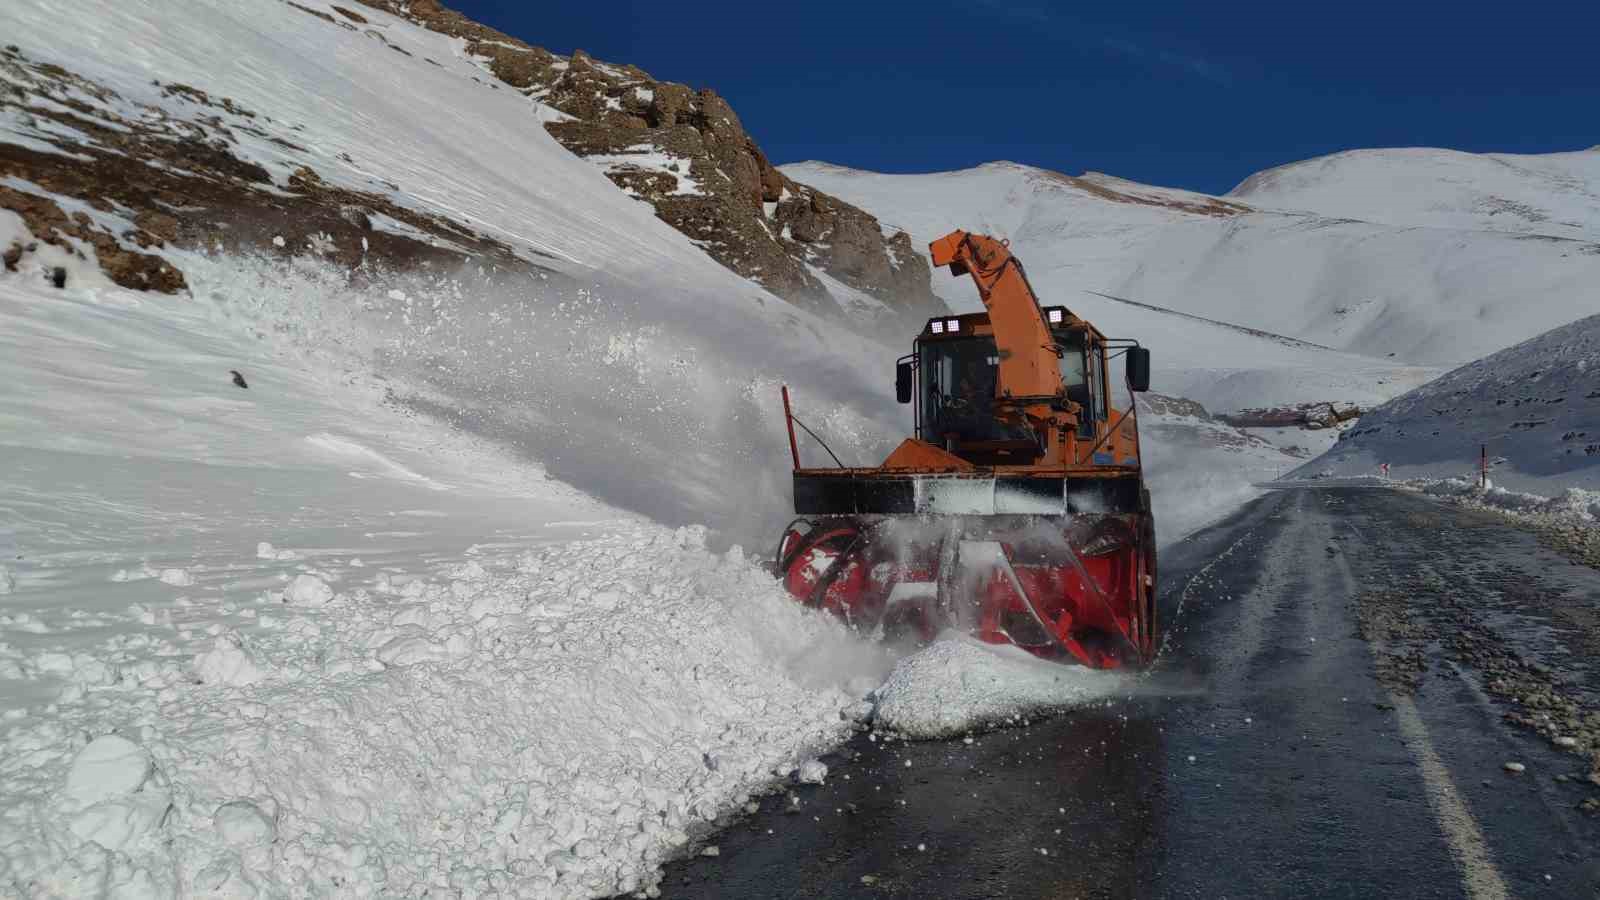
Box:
left=930, top=321, right=944, bottom=334
left=1047, top=309, right=1064, bottom=323
left=946, top=319, right=960, bottom=332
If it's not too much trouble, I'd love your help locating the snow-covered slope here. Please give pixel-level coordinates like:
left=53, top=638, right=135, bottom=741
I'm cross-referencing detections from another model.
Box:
left=0, top=252, right=890, bottom=899
left=783, top=158, right=1600, bottom=369
left=0, top=2, right=910, bottom=896
left=0, top=0, right=722, bottom=285
left=1, top=0, right=914, bottom=542
left=1303, top=313, right=1600, bottom=492
left=1230, top=147, right=1600, bottom=240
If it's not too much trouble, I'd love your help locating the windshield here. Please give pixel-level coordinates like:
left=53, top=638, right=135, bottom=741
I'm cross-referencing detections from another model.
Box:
left=918, top=333, right=1099, bottom=449
left=919, top=337, right=1007, bottom=444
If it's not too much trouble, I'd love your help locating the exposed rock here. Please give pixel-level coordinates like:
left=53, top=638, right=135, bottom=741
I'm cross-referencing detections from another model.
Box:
left=1, top=49, right=540, bottom=292
left=0, top=185, right=185, bottom=292
left=1219, top=401, right=1362, bottom=430
left=286, top=2, right=340, bottom=27
left=1137, top=393, right=1214, bottom=420
left=354, top=0, right=945, bottom=333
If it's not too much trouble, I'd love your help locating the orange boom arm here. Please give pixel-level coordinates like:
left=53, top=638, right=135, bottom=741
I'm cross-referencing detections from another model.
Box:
left=928, top=229, right=1072, bottom=460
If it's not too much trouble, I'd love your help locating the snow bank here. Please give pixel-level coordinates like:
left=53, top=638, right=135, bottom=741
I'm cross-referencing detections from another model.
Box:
left=1303, top=312, right=1600, bottom=493
left=0, top=524, right=878, bottom=899
left=870, top=636, right=1127, bottom=739
left=1420, top=478, right=1600, bottom=523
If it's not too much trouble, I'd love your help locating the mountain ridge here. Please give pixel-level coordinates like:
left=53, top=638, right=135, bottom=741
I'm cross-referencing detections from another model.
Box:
left=349, top=0, right=945, bottom=332
left=783, top=150, right=1600, bottom=372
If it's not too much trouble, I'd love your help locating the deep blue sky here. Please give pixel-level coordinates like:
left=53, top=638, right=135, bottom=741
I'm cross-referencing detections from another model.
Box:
left=451, top=0, right=1600, bottom=195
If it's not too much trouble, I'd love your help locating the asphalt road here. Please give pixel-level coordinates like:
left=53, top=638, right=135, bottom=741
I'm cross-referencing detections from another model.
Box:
left=660, top=488, right=1600, bottom=899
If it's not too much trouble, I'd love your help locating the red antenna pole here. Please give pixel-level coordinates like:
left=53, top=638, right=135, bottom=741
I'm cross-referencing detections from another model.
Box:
left=782, top=385, right=801, bottom=471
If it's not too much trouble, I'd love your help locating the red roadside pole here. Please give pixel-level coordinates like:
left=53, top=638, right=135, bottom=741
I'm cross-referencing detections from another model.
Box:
left=1480, top=444, right=1487, bottom=489
left=781, top=385, right=801, bottom=471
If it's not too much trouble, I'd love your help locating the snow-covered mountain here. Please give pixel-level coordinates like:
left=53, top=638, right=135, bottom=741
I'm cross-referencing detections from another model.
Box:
left=1305, top=312, right=1600, bottom=492
left=784, top=154, right=1600, bottom=371
left=1230, top=146, right=1600, bottom=240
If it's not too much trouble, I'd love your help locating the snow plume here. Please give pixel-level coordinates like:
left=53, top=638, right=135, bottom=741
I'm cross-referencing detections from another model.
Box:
left=182, top=251, right=905, bottom=546
left=872, top=635, right=1127, bottom=739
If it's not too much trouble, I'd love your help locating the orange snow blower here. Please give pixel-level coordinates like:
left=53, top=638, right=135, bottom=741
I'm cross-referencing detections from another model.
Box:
left=776, top=230, right=1157, bottom=669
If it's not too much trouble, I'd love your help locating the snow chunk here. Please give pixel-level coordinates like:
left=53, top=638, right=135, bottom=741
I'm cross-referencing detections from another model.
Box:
left=0, top=565, right=13, bottom=594
left=110, top=565, right=155, bottom=582
left=286, top=573, right=334, bottom=607
left=194, top=631, right=267, bottom=686
left=256, top=541, right=298, bottom=560
left=69, top=790, right=173, bottom=852
left=157, top=567, right=195, bottom=586
left=213, top=799, right=275, bottom=846
left=796, top=759, right=828, bottom=784
left=64, top=735, right=152, bottom=806
left=871, top=636, right=1125, bottom=739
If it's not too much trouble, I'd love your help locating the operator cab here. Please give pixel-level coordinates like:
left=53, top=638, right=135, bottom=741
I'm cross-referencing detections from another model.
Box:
left=896, top=307, right=1146, bottom=466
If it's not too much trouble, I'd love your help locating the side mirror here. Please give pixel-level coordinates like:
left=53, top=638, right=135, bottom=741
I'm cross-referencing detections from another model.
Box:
left=895, top=360, right=914, bottom=404
left=1126, top=347, right=1151, bottom=392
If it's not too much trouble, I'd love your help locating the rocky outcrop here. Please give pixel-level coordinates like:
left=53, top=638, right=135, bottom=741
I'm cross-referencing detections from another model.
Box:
left=0, top=46, right=532, bottom=294
left=354, top=0, right=946, bottom=332
left=1135, top=393, right=1215, bottom=420
left=1217, top=402, right=1361, bottom=430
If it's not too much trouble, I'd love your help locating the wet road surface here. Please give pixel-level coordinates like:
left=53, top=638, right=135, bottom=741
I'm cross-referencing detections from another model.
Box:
left=661, top=488, right=1600, bottom=899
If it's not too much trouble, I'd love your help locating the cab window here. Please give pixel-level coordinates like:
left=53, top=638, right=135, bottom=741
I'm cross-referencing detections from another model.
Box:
left=1056, top=331, right=1096, bottom=438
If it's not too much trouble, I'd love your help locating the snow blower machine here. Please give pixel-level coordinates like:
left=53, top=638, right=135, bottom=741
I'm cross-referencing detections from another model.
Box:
left=776, top=230, right=1157, bottom=669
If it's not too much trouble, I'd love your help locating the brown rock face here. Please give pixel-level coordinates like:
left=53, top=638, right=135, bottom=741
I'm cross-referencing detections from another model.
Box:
left=355, top=0, right=946, bottom=333
left=0, top=184, right=185, bottom=292
left=1, top=46, right=536, bottom=294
